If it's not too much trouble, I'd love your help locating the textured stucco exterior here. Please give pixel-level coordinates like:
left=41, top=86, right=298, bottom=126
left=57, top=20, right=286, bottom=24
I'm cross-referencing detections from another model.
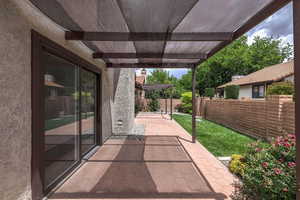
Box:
left=284, top=74, right=294, bottom=82
left=0, top=0, right=128, bottom=199
left=112, top=68, right=135, bottom=135
left=238, top=85, right=253, bottom=99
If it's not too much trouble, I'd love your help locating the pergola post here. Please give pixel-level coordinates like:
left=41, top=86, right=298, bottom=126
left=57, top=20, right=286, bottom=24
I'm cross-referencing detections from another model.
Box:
left=165, top=98, right=167, bottom=114
left=192, top=65, right=197, bottom=143
left=293, top=1, right=300, bottom=196
left=170, top=89, right=173, bottom=120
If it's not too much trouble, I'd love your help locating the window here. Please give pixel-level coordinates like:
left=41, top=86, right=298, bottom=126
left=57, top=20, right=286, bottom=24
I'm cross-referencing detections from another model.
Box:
left=252, top=85, right=265, bottom=98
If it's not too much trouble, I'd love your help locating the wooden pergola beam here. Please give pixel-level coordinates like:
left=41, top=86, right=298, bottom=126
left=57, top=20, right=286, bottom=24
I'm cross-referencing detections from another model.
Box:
left=106, top=63, right=196, bottom=68
left=65, top=31, right=233, bottom=41
left=93, top=52, right=207, bottom=59
left=197, top=0, right=291, bottom=66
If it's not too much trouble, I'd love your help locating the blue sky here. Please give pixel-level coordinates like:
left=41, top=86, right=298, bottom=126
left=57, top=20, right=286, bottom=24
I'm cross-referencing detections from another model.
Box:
left=137, top=3, right=293, bottom=78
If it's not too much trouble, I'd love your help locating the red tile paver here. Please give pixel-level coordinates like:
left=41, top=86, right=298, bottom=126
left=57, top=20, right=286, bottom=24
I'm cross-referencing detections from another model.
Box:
left=49, top=113, right=236, bottom=200
left=135, top=113, right=236, bottom=199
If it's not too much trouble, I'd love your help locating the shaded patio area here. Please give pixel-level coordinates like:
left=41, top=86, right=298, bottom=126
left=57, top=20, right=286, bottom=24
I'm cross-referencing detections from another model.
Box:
left=50, top=113, right=236, bottom=200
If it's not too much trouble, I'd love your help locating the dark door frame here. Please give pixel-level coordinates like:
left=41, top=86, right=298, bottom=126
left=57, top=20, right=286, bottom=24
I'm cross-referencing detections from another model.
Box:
left=31, top=30, right=102, bottom=200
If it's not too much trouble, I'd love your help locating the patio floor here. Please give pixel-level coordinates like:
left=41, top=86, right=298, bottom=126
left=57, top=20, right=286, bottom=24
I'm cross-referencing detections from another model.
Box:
left=49, top=113, right=236, bottom=200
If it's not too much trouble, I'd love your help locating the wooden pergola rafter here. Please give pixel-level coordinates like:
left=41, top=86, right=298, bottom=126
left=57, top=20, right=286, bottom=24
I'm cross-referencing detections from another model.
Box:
left=93, top=52, right=207, bottom=59
left=65, top=31, right=233, bottom=42
left=106, top=63, right=196, bottom=68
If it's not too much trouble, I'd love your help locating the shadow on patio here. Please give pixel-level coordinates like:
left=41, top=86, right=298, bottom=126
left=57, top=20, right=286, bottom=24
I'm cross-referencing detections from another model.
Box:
left=50, top=135, right=227, bottom=200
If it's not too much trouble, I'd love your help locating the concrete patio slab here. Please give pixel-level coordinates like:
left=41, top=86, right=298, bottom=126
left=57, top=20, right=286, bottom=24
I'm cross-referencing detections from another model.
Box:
left=49, top=113, right=236, bottom=200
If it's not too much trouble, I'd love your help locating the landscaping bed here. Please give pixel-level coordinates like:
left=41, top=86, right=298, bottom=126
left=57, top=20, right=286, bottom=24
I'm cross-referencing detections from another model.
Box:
left=173, top=114, right=296, bottom=199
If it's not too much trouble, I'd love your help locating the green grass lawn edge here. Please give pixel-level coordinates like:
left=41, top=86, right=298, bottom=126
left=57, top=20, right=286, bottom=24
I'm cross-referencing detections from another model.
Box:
left=172, top=114, right=256, bottom=157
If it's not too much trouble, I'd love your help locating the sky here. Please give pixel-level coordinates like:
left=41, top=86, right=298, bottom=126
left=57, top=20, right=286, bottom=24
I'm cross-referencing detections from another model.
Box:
left=137, top=3, right=293, bottom=78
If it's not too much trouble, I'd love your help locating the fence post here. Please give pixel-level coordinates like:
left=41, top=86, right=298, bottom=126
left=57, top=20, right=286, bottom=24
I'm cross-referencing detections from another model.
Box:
left=170, top=90, right=173, bottom=120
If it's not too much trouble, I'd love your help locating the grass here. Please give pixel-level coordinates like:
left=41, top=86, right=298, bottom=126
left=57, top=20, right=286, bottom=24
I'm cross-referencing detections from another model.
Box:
left=173, top=114, right=256, bottom=157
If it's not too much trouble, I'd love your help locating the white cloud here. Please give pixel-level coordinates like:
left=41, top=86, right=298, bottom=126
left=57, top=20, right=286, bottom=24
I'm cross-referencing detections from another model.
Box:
left=279, top=34, right=294, bottom=46
left=247, top=28, right=269, bottom=45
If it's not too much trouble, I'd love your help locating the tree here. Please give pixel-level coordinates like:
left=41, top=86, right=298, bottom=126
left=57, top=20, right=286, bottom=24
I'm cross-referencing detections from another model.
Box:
left=194, top=35, right=293, bottom=95
left=204, top=88, right=215, bottom=99
left=145, top=69, right=183, bottom=98
left=146, top=69, right=171, bottom=84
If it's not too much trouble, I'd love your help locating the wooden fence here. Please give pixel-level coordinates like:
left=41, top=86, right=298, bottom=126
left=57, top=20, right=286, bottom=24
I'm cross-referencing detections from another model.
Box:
left=140, top=98, right=181, bottom=112
left=202, top=95, right=295, bottom=140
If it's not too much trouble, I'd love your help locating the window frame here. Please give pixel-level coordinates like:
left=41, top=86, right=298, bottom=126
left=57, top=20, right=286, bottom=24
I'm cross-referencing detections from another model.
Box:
left=252, top=84, right=265, bottom=98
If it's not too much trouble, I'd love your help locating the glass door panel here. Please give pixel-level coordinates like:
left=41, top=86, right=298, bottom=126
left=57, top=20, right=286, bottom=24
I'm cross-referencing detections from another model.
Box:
left=43, top=52, right=80, bottom=188
left=81, top=69, right=97, bottom=155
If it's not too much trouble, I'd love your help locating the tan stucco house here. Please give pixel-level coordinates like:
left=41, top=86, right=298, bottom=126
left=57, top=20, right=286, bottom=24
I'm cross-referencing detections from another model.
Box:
left=218, top=60, right=294, bottom=99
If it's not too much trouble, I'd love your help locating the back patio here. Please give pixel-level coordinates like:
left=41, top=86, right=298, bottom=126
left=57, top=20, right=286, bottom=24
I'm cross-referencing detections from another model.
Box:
left=1, top=0, right=299, bottom=200
left=49, top=113, right=235, bottom=200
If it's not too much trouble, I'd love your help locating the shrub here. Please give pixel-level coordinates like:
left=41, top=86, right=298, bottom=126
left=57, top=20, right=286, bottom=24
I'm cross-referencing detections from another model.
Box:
left=267, top=82, right=294, bottom=96
left=179, top=92, right=193, bottom=114
left=148, top=98, right=160, bottom=112
left=229, top=154, right=245, bottom=176
left=135, top=103, right=142, bottom=115
left=204, top=88, right=215, bottom=99
left=225, top=85, right=239, bottom=99
left=231, top=135, right=296, bottom=200
left=181, top=92, right=192, bottom=103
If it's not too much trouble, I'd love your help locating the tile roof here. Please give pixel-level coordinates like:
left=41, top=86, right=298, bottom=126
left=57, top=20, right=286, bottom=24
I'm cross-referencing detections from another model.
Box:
left=218, top=60, right=294, bottom=88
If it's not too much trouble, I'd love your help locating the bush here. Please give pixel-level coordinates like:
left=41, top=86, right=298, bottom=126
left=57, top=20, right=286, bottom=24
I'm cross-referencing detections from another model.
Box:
left=225, top=85, right=239, bottom=99
left=267, top=82, right=294, bottom=96
left=148, top=98, right=160, bottom=112
left=231, top=135, right=296, bottom=200
left=135, top=103, right=142, bottom=115
left=204, top=88, right=215, bottom=99
left=179, top=92, right=193, bottom=114
left=229, top=154, right=245, bottom=176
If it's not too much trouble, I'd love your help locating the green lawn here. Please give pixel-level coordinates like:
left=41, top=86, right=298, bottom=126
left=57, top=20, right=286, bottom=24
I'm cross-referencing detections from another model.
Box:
left=45, top=112, right=94, bottom=131
left=173, top=114, right=256, bottom=157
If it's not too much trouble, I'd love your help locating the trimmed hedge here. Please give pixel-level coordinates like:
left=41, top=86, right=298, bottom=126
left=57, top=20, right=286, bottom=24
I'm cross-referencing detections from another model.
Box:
left=225, top=85, right=239, bottom=99
left=267, top=82, right=294, bottom=96
left=204, top=88, right=215, bottom=99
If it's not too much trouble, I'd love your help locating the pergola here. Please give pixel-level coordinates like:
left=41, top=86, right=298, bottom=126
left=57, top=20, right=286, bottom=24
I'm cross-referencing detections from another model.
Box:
left=30, top=0, right=300, bottom=192
left=142, top=84, right=174, bottom=119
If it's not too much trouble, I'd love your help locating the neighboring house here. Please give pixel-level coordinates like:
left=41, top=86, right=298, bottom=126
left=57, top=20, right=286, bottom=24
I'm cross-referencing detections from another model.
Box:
left=218, top=60, right=294, bottom=99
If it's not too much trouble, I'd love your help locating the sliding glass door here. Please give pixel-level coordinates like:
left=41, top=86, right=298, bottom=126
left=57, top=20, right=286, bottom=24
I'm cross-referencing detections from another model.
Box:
left=80, top=69, right=97, bottom=155
left=31, top=32, right=102, bottom=198
left=42, top=51, right=99, bottom=191
left=43, top=52, right=80, bottom=189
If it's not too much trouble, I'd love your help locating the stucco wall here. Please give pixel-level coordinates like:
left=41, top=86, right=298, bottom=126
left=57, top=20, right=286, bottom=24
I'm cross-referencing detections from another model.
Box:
left=112, top=68, right=135, bottom=135
left=238, top=85, right=252, bottom=99
left=0, top=0, right=115, bottom=199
